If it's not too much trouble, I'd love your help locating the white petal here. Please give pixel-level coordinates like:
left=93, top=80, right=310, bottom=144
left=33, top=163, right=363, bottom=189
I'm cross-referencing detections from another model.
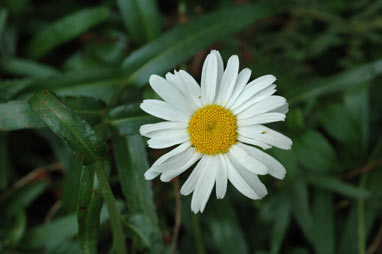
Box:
left=191, top=156, right=217, bottom=213
left=215, top=154, right=228, bottom=199
left=177, top=70, right=202, bottom=108
left=144, top=128, right=188, bottom=139
left=224, top=155, right=258, bottom=199
left=273, top=103, right=289, bottom=114
left=234, top=163, right=268, bottom=199
left=155, top=146, right=195, bottom=171
left=232, top=84, right=277, bottom=115
left=146, top=142, right=192, bottom=179
left=140, top=121, right=188, bottom=137
left=236, top=96, right=287, bottom=120
left=239, top=143, right=286, bottom=179
left=149, top=75, right=193, bottom=114
left=151, top=142, right=191, bottom=168
left=238, top=125, right=292, bottom=150
left=228, top=144, right=267, bottom=175
left=231, top=74, right=276, bottom=110
left=180, top=156, right=207, bottom=196
left=226, top=68, right=251, bottom=109
left=237, top=112, right=285, bottom=126
left=147, top=132, right=189, bottom=149
left=201, top=52, right=218, bottom=104
left=212, top=50, right=224, bottom=83
left=144, top=168, right=161, bottom=180
left=216, top=55, right=239, bottom=106
left=160, top=150, right=202, bottom=182
left=140, top=99, right=190, bottom=122
left=237, top=135, right=272, bottom=150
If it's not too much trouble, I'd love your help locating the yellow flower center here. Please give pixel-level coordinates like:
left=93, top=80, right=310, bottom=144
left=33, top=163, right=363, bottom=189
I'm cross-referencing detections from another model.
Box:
left=188, top=105, right=238, bottom=155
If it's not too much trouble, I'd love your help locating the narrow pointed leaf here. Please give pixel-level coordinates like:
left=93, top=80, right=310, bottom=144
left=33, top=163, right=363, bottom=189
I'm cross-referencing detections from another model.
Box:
left=287, top=59, right=382, bottom=104
left=26, top=6, right=110, bottom=59
left=28, top=90, right=106, bottom=164
left=112, top=134, right=163, bottom=252
left=77, top=164, right=103, bottom=254
left=306, top=173, right=370, bottom=199
left=122, top=2, right=274, bottom=86
left=117, top=0, right=162, bottom=43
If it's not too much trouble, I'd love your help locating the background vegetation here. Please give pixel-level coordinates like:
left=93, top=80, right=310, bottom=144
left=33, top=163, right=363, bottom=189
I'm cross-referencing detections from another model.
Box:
left=0, top=0, right=381, bottom=253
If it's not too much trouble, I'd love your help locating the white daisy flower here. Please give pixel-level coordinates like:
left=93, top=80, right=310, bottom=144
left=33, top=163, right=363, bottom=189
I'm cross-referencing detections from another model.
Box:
left=140, top=50, right=292, bottom=213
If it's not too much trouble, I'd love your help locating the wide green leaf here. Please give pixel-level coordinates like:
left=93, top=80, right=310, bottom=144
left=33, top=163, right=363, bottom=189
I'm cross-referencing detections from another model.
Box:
left=0, top=100, right=45, bottom=131
left=117, top=0, right=162, bottom=44
left=3, top=3, right=274, bottom=100
left=0, top=9, right=8, bottom=41
left=77, top=164, right=103, bottom=254
left=289, top=177, right=315, bottom=243
left=21, top=202, right=124, bottom=249
left=28, top=90, right=106, bottom=164
left=112, top=134, right=163, bottom=252
left=305, top=173, right=370, bottom=199
left=107, top=103, right=158, bottom=135
left=0, top=58, right=58, bottom=77
left=0, top=96, right=106, bottom=131
left=287, top=59, right=382, bottom=104
left=312, top=190, right=334, bottom=254
left=317, top=103, right=358, bottom=143
left=26, top=6, right=110, bottom=59
left=121, top=2, right=274, bottom=86
left=344, top=85, right=369, bottom=150
left=294, top=130, right=336, bottom=173
left=270, top=194, right=291, bottom=254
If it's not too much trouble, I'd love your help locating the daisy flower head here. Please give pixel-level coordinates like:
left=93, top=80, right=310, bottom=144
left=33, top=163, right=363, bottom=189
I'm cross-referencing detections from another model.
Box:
left=140, top=50, right=292, bottom=213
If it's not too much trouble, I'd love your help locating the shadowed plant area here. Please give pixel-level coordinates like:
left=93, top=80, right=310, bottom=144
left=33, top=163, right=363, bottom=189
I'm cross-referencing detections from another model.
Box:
left=0, top=0, right=381, bottom=253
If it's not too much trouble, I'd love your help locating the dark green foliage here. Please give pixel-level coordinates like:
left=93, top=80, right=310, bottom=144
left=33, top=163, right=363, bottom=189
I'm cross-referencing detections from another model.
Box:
left=0, top=0, right=381, bottom=253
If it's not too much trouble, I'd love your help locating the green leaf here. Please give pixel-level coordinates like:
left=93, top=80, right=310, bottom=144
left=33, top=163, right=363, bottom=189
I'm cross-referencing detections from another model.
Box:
left=317, top=103, right=358, bottom=143
left=0, top=100, right=45, bottom=131
left=77, top=164, right=103, bottom=254
left=21, top=202, right=124, bottom=249
left=57, top=146, right=83, bottom=213
left=305, top=172, right=370, bottom=199
left=206, top=198, right=249, bottom=254
left=289, top=176, right=315, bottom=243
left=4, top=181, right=48, bottom=212
left=0, top=9, right=8, bottom=41
left=0, top=133, right=10, bottom=190
left=26, top=6, right=110, bottom=59
left=344, top=85, right=369, bottom=150
left=29, top=90, right=106, bottom=164
left=112, top=134, right=163, bottom=252
left=22, top=68, right=120, bottom=101
left=117, top=0, right=162, bottom=44
left=0, top=79, right=34, bottom=102
left=287, top=59, right=382, bottom=104
left=271, top=148, right=298, bottom=182
left=121, top=2, right=274, bottom=86
left=312, top=190, right=334, bottom=254
left=0, top=58, right=58, bottom=77
left=294, top=130, right=336, bottom=173
left=3, top=3, right=274, bottom=100
left=1, top=207, right=27, bottom=248
left=107, top=103, right=159, bottom=135
left=60, top=96, right=107, bottom=125
left=0, top=96, right=106, bottom=131
left=270, top=195, right=291, bottom=254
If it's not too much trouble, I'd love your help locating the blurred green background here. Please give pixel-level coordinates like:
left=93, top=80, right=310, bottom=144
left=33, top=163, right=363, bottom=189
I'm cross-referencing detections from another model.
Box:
left=0, top=0, right=381, bottom=253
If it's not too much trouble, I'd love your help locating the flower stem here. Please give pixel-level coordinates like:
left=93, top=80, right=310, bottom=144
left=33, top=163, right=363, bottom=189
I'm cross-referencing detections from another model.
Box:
left=357, top=173, right=368, bottom=254
left=192, top=214, right=205, bottom=254
left=94, top=160, right=126, bottom=254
